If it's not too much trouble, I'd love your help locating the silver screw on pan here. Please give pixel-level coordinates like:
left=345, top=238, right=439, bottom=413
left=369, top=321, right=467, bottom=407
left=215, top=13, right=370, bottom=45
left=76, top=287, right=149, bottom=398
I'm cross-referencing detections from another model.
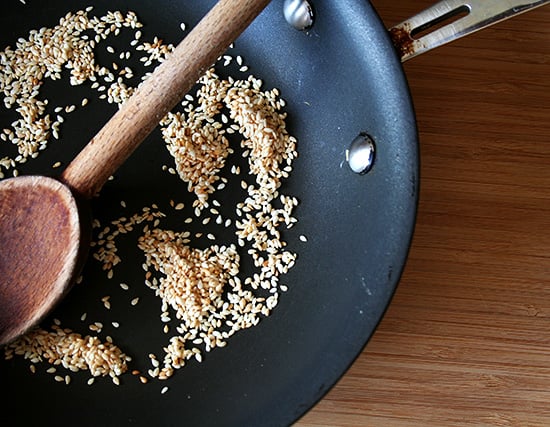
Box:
left=347, top=133, right=376, bottom=175
left=283, top=0, right=314, bottom=31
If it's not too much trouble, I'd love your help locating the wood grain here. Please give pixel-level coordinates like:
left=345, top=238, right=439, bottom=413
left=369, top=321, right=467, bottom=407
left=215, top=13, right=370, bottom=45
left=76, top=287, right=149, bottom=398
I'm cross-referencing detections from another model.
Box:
left=297, top=1, right=550, bottom=425
left=0, top=176, right=81, bottom=344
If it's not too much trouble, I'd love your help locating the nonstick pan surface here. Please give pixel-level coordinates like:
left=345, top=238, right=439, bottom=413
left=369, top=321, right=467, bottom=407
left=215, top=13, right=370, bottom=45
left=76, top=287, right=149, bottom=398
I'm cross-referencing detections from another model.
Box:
left=0, top=1, right=418, bottom=425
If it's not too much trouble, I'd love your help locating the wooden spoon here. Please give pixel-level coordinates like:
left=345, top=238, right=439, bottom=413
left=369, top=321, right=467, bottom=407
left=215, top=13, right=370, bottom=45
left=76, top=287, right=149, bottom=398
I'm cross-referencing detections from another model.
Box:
left=0, top=0, right=271, bottom=345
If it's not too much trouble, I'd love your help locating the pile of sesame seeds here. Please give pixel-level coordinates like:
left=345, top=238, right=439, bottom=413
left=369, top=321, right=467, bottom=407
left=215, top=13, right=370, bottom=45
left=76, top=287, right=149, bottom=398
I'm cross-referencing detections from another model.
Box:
left=4, top=320, right=131, bottom=385
left=0, top=8, right=145, bottom=178
left=1, top=6, right=301, bottom=389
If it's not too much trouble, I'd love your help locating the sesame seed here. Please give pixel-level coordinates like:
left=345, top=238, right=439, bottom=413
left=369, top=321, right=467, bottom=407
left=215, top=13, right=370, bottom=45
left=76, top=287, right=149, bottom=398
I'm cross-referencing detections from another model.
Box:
left=2, top=13, right=300, bottom=384
left=102, top=296, right=111, bottom=310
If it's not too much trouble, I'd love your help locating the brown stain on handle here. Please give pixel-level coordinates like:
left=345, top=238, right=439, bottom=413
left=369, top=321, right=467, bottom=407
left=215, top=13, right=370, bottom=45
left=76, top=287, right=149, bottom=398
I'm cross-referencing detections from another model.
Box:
left=389, top=24, right=417, bottom=60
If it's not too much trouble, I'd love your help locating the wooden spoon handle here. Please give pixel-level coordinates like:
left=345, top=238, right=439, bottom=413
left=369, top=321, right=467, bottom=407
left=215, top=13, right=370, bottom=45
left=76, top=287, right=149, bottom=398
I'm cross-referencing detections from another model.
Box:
left=60, top=0, right=271, bottom=199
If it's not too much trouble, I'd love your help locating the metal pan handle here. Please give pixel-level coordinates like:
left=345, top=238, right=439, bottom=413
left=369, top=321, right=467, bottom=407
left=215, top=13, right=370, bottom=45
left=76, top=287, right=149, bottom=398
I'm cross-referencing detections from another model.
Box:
left=389, top=0, right=550, bottom=62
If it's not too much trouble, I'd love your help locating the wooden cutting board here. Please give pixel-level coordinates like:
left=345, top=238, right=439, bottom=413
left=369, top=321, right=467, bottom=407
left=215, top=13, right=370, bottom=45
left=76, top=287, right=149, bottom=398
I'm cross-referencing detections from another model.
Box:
left=298, top=1, right=550, bottom=425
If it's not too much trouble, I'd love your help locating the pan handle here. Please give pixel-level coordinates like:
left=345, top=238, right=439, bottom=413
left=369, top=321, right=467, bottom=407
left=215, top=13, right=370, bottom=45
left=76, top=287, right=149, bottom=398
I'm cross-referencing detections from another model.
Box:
left=389, top=0, right=550, bottom=61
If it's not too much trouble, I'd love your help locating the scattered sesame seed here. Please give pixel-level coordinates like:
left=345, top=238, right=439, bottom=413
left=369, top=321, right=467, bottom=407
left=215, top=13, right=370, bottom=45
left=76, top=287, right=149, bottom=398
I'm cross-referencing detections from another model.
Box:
left=2, top=10, right=300, bottom=386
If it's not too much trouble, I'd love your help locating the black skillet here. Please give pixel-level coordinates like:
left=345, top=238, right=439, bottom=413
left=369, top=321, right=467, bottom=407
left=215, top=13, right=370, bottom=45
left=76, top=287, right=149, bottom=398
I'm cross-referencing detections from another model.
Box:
left=0, top=0, right=544, bottom=425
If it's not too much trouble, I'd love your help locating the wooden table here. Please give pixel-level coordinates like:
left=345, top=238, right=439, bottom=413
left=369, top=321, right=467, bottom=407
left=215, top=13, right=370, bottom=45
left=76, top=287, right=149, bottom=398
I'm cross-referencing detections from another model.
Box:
left=298, top=1, right=550, bottom=425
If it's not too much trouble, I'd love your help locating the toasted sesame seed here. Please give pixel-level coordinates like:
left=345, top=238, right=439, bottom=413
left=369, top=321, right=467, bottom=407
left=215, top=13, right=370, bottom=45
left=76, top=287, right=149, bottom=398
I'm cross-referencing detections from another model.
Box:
left=3, top=16, right=300, bottom=384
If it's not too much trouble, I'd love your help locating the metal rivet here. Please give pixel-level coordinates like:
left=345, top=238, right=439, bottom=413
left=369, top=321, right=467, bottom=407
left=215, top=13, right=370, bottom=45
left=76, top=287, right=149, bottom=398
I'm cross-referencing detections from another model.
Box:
left=347, top=133, right=375, bottom=175
left=283, top=0, right=314, bottom=31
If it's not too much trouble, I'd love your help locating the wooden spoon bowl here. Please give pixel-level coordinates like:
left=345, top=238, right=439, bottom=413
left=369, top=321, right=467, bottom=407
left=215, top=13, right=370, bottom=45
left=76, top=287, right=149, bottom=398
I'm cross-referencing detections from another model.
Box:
left=0, top=176, right=86, bottom=344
